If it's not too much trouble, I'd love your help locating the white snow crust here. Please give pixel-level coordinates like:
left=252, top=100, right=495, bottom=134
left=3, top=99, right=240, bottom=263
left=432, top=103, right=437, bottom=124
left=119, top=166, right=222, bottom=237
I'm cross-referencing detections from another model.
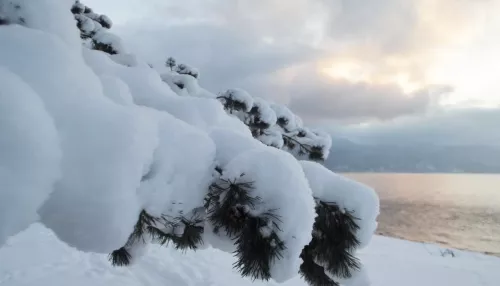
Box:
left=301, top=161, right=380, bottom=249
left=2, top=224, right=499, bottom=286
left=0, top=1, right=376, bottom=284
left=0, top=68, right=61, bottom=246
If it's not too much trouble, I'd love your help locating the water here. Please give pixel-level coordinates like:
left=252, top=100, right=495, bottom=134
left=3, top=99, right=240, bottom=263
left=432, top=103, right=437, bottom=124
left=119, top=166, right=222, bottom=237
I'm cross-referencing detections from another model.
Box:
left=343, top=173, right=500, bottom=256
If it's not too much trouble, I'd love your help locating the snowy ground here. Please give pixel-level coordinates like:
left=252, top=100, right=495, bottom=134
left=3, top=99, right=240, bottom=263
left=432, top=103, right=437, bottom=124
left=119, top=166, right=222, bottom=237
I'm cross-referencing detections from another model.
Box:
left=0, top=224, right=498, bottom=286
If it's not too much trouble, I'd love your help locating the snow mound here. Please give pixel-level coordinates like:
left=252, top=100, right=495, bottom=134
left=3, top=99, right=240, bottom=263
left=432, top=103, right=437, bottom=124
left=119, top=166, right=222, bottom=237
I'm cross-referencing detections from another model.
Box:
left=175, top=63, right=200, bottom=79
left=160, top=71, right=216, bottom=99
left=221, top=148, right=316, bottom=282
left=0, top=68, right=61, bottom=246
left=99, top=75, right=134, bottom=106
left=137, top=109, right=216, bottom=219
left=109, top=53, right=141, bottom=67
left=0, top=0, right=80, bottom=47
left=2, top=224, right=500, bottom=286
left=252, top=97, right=278, bottom=127
left=218, top=88, right=255, bottom=113
left=92, top=30, right=125, bottom=54
left=0, top=1, right=378, bottom=285
left=0, top=26, right=161, bottom=253
left=300, top=161, right=380, bottom=248
left=209, top=128, right=262, bottom=167
left=83, top=49, right=247, bottom=136
left=271, top=104, right=300, bottom=131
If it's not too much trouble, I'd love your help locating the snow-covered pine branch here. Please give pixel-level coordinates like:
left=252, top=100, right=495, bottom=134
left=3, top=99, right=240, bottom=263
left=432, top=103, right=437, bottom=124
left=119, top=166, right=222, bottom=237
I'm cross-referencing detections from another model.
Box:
left=71, top=1, right=122, bottom=54
left=166, top=57, right=176, bottom=71
left=161, top=63, right=332, bottom=162
left=0, top=1, right=379, bottom=286
left=175, top=63, right=200, bottom=79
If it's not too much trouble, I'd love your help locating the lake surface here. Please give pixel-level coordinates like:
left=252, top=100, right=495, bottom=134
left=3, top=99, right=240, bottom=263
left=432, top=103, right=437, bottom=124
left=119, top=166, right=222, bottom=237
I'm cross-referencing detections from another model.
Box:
left=343, top=173, right=500, bottom=256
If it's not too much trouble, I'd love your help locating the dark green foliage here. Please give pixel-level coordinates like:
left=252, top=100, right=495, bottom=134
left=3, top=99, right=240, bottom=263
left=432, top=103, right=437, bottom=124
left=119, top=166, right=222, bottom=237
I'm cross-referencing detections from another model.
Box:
left=175, top=63, right=199, bottom=78
left=299, top=245, right=339, bottom=286
left=282, top=133, right=325, bottom=162
left=98, top=15, right=111, bottom=29
left=74, top=18, right=91, bottom=39
left=71, top=3, right=84, bottom=14
left=174, top=81, right=185, bottom=89
left=153, top=214, right=205, bottom=251
left=247, top=105, right=272, bottom=135
left=244, top=107, right=327, bottom=162
left=108, top=210, right=158, bottom=266
left=315, top=202, right=361, bottom=277
left=299, top=201, right=361, bottom=285
left=129, top=210, right=158, bottom=243
left=0, top=17, right=9, bottom=25
left=109, top=247, right=132, bottom=267
left=233, top=214, right=286, bottom=281
left=166, top=57, right=176, bottom=70
left=109, top=210, right=205, bottom=266
left=206, top=176, right=259, bottom=237
left=308, top=146, right=325, bottom=161
left=276, top=117, right=289, bottom=128
left=72, top=2, right=97, bottom=39
left=92, top=41, right=118, bottom=55
left=217, top=93, right=249, bottom=114
left=0, top=1, right=24, bottom=26
left=297, top=130, right=307, bottom=137
left=172, top=220, right=204, bottom=251
left=206, top=172, right=286, bottom=281
left=63, top=4, right=358, bottom=286
left=112, top=172, right=288, bottom=282
left=72, top=1, right=118, bottom=55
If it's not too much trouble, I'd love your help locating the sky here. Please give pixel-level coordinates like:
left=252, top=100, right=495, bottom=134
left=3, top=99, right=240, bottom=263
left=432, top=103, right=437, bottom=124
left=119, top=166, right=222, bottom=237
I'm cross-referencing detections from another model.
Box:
left=86, top=0, right=500, bottom=146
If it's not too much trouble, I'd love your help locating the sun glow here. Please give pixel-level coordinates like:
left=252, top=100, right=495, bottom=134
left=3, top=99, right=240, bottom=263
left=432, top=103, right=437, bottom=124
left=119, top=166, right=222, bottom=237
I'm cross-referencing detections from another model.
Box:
left=321, top=60, right=423, bottom=94
left=319, top=0, right=500, bottom=107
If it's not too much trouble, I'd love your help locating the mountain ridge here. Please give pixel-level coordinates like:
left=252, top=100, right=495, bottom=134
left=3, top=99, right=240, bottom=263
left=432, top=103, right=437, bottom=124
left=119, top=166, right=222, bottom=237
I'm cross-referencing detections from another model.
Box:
left=325, top=138, right=500, bottom=173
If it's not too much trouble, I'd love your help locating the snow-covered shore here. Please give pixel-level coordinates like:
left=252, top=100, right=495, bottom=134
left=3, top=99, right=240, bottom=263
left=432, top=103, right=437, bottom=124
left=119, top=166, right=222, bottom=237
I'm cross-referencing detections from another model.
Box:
left=0, top=224, right=498, bottom=286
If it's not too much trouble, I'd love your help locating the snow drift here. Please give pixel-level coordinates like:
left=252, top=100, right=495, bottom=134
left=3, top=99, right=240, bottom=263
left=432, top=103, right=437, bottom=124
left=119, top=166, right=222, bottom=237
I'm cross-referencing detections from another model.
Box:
left=0, top=1, right=379, bottom=285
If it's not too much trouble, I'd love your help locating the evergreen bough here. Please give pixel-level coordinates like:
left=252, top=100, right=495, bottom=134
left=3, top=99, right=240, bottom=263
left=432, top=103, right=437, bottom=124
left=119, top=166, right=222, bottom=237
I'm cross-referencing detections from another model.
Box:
left=206, top=171, right=286, bottom=281
left=300, top=201, right=361, bottom=285
left=72, top=2, right=364, bottom=285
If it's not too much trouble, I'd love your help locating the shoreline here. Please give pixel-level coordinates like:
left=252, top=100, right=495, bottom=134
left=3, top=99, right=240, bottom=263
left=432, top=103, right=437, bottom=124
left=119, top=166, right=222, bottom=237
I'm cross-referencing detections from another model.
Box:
left=376, top=231, right=500, bottom=258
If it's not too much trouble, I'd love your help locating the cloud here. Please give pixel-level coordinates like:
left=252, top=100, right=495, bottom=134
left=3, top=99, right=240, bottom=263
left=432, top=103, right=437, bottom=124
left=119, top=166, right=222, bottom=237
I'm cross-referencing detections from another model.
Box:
left=328, top=107, right=500, bottom=146
left=84, top=0, right=500, bottom=123
left=118, top=23, right=323, bottom=93
left=213, top=61, right=453, bottom=122
left=323, top=0, right=418, bottom=53
left=288, top=80, right=448, bottom=122
left=113, top=17, right=452, bottom=123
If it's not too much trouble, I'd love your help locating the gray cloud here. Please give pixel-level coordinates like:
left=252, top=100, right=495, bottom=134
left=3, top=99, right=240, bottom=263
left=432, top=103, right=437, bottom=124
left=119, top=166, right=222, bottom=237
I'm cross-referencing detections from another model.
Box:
left=85, top=0, right=496, bottom=126
left=288, top=81, right=446, bottom=122
left=225, top=64, right=452, bottom=122
left=118, top=23, right=324, bottom=93
left=327, top=107, right=500, bottom=146
left=117, top=22, right=451, bottom=122
left=323, top=0, right=418, bottom=54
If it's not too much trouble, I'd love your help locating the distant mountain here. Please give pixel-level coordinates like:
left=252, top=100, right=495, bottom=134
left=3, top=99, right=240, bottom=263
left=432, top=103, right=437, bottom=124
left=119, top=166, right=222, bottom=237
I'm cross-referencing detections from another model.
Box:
left=325, top=138, right=500, bottom=173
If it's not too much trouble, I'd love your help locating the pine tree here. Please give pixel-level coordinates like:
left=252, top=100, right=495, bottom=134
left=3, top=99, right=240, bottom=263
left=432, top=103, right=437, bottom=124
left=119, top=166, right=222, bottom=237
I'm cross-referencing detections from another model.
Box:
left=166, top=57, right=176, bottom=71
left=71, top=1, right=121, bottom=55
left=299, top=201, right=361, bottom=285
left=215, top=88, right=329, bottom=162
left=109, top=209, right=205, bottom=266
left=205, top=169, right=286, bottom=280
left=175, top=63, right=200, bottom=79
left=213, top=90, right=359, bottom=284
left=72, top=3, right=366, bottom=285
left=217, top=88, right=253, bottom=114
